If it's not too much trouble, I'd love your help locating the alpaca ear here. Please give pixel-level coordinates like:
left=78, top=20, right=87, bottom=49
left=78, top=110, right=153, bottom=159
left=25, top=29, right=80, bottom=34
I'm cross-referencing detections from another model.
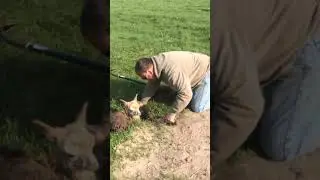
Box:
left=120, top=99, right=129, bottom=106
left=133, top=94, right=138, bottom=101
left=73, top=101, right=89, bottom=128
left=33, top=119, right=67, bottom=142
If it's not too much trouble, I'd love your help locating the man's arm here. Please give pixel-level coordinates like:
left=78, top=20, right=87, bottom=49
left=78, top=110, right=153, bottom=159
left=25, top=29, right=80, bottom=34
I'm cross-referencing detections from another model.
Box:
left=211, top=3, right=265, bottom=164
left=140, top=79, right=161, bottom=104
left=165, top=72, right=193, bottom=114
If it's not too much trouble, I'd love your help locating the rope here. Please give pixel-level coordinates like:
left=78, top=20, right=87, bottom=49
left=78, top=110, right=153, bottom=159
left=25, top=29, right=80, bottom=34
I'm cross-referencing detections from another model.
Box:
left=110, top=69, right=146, bottom=85
left=1, top=24, right=146, bottom=86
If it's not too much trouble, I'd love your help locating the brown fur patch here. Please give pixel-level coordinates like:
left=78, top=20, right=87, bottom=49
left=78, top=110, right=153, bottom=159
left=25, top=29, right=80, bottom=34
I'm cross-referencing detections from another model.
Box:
left=110, top=111, right=132, bottom=132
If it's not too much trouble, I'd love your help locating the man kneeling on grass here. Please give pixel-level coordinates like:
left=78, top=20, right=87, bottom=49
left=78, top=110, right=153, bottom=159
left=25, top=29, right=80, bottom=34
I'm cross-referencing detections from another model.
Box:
left=211, top=0, right=320, bottom=173
left=135, top=51, right=210, bottom=124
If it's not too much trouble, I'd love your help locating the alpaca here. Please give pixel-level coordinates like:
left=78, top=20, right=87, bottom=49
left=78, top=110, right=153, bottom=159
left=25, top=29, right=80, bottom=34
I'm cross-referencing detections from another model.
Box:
left=33, top=102, right=109, bottom=180
left=110, top=94, right=145, bottom=132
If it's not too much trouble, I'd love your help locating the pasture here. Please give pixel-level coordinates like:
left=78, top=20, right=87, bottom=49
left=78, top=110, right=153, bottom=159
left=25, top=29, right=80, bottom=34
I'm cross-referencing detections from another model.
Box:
left=110, top=0, right=210, bottom=179
left=0, top=0, right=211, bottom=179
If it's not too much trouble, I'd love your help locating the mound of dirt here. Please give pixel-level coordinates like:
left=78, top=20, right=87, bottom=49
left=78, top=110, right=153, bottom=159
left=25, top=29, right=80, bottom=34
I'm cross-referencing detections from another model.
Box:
left=110, top=108, right=150, bottom=132
left=0, top=146, right=66, bottom=180
left=110, top=111, right=131, bottom=132
left=112, top=110, right=210, bottom=180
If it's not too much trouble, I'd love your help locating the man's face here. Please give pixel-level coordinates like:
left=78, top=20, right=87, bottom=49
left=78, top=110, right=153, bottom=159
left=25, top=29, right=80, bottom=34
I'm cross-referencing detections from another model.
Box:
left=138, top=66, right=155, bottom=80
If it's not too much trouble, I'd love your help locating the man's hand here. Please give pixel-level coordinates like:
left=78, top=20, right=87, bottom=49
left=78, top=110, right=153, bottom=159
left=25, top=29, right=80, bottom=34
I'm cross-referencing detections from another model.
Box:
left=138, top=100, right=147, bottom=107
left=162, top=113, right=177, bottom=125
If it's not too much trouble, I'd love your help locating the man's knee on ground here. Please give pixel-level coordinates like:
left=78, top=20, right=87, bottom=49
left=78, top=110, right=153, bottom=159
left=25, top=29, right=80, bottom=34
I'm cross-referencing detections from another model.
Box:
left=263, top=149, right=297, bottom=162
left=259, top=137, right=297, bottom=162
left=190, top=102, right=208, bottom=113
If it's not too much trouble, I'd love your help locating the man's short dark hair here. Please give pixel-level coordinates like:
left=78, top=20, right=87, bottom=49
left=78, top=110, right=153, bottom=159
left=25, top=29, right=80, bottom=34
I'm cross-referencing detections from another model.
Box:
left=135, top=57, right=153, bottom=73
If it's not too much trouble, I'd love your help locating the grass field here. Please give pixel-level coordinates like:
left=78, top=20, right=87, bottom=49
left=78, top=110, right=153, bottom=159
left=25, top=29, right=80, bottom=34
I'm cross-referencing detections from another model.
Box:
left=0, top=0, right=107, bottom=166
left=0, top=0, right=210, bottom=178
left=110, top=0, right=210, bottom=176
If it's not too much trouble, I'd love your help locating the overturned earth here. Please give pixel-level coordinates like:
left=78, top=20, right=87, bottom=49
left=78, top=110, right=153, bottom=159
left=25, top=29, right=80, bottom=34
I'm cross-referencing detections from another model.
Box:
left=111, top=109, right=210, bottom=180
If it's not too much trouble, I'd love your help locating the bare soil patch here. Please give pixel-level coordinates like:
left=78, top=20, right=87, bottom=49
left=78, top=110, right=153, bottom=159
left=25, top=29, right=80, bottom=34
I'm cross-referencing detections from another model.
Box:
left=112, top=110, right=210, bottom=180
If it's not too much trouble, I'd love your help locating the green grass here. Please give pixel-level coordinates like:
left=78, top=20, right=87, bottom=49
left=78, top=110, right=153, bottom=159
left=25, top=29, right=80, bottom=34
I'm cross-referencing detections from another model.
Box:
left=0, top=0, right=107, bottom=164
left=0, top=0, right=210, bottom=177
left=110, top=0, right=210, bottom=174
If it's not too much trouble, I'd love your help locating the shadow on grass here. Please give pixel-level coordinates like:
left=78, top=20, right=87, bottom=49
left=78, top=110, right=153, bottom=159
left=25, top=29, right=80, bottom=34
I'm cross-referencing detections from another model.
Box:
left=110, top=77, right=176, bottom=107
left=109, top=78, right=175, bottom=152
left=110, top=78, right=145, bottom=101
left=0, top=53, right=108, bottom=150
left=110, top=78, right=176, bottom=120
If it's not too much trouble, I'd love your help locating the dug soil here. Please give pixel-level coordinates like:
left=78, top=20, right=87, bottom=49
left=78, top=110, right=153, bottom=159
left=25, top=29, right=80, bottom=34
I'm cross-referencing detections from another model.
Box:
left=112, top=110, right=210, bottom=180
